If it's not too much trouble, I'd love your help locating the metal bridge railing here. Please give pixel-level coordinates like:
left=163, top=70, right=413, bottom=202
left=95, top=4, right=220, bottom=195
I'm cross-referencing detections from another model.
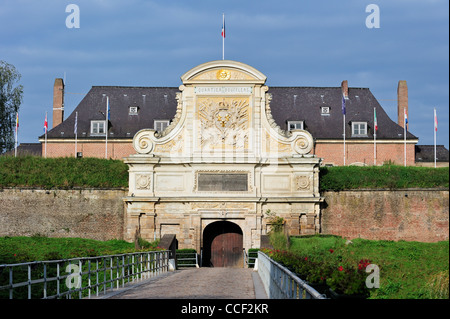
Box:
left=243, top=249, right=258, bottom=268
left=175, top=252, right=199, bottom=268
left=256, top=251, right=326, bottom=299
left=0, top=250, right=169, bottom=299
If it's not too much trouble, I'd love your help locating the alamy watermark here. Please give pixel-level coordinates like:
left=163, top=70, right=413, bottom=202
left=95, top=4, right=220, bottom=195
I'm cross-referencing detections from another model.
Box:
left=66, top=4, right=80, bottom=29
left=366, top=264, right=380, bottom=288
left=63, top=261, right=380, bottom=290
left=366, top=4, right=380, bottom=29
left=65, top=263, right=81, bottom=289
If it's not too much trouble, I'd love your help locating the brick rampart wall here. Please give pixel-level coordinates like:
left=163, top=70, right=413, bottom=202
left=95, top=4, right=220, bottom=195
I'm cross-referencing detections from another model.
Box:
left=0, top=188, right=126, bottom=240
left=321, top=189, right=449, bottom=242
left=1, top=188, right=447, bottom=243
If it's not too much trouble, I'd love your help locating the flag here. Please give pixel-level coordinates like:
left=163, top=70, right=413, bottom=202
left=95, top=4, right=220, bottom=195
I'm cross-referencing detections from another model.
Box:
left=404, top=109, right=408, bottom=131
left=374, top=108, right=378, bottom=131
left=74, top=112, right=78, bottom=134
left=342, top=96, right=346, bottom=115
left=434, top=108, right=438, bottom=132
left=15, top=112, right=19, bottom=133
left=221, top=15, right=225, bottom=38
left=44, top=113, right=48, bottom=133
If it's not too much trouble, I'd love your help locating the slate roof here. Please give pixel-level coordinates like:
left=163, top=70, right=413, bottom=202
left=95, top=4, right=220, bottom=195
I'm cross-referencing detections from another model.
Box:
left=2, top=143, right=42, bottom=157
left=269, top=86, right=417, bottom=140
left=45, top=86, right=179, bottom=139
left=42, top=85, right=417, bottom=141
left=415, top=145, right=449, bottom=162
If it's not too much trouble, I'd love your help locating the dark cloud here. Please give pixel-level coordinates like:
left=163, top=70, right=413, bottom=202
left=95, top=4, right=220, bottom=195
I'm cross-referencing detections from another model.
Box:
left=1, top=0, right=448, bottom=148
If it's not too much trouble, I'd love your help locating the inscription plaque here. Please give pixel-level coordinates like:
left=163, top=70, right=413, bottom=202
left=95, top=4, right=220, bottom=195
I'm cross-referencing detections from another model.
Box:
left=198, top=173, right=248, bottom=191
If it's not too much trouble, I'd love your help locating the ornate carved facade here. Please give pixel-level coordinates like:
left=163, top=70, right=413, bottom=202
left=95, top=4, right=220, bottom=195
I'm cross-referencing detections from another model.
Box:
left=124, top=60, right=323, bottom=258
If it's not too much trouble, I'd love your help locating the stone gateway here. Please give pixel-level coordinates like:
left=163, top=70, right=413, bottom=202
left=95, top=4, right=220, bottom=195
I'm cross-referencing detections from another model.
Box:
left=123, top=60, right=323, bottom=262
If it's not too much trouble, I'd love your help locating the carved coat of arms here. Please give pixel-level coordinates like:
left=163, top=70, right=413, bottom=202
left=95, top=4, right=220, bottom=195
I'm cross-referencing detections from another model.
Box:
left=198, top=98, right=249, bottom=150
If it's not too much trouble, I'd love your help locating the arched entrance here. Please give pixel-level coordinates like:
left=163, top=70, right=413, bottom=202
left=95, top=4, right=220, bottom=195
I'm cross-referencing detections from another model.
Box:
left=202, top=221, right=243, bottom=268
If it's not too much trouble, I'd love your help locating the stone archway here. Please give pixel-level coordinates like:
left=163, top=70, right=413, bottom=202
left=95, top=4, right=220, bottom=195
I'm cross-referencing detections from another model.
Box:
left=202, top=221, right=243, bottom=268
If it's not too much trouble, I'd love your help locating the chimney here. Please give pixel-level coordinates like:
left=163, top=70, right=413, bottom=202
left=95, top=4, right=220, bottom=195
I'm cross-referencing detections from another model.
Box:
left=397, top=80, right=408, bottom=128
left=52, top=78, right=64, bottom=128
left=341, top=80, right=348, bottom=99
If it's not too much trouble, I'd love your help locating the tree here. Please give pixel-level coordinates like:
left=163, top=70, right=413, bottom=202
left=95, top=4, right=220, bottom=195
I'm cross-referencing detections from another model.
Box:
left=0, top=60, right=23, bottom=154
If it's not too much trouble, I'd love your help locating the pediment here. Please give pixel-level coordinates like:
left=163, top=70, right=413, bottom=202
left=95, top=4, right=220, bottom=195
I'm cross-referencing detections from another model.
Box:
left=181, top=60, right=267, bottom=85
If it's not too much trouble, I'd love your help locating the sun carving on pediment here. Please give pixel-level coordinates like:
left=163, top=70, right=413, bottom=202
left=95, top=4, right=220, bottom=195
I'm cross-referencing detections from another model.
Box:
left=216, top=69, right=231, bottom=80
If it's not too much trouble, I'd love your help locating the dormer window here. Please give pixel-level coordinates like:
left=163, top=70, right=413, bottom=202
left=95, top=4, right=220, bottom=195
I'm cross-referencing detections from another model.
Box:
left=288, top=121, right=304, bottom=130
left=321, top=106, right=330, bottom=115
left=129, top=106, right=139, bottom=115
left=154, top=120, right=169, bottom=133
left=352, top=122, right=368, bottom=137
left=91, top=120, right=106, bottom=136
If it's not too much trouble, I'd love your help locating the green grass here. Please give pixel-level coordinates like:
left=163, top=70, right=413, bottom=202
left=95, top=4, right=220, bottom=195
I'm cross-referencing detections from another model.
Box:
left=288, top=235, right=449, bottom=299
left=0, top=236, right=159, bottom=264
left=0, top=156, right=128, bottom=189
left=319, top=165, right=449, bottom=191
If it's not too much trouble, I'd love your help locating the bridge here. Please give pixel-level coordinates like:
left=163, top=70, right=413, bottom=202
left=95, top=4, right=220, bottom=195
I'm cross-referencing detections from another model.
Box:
left=91, top=267, right=266, bottom=299
left=0, top=235, right=324, bottom=300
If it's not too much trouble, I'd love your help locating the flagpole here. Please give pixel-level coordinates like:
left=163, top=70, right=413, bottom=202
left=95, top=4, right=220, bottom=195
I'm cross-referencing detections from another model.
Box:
left=374, top=107, right=377, bottom=166
left=14, top=112, right=18, bottom=157
left=342, top=96, right=346, bottom=166
left=434, top=108, right=437, bottom=168
left=45, top=112, right=47, bottom=158
left=343, top=113, right=346, bottom=166
left=105, top=97, right=109, bottom=159
left=222, top=13, right=225, bottom=60
left=74, top=111, right=78, bottom=158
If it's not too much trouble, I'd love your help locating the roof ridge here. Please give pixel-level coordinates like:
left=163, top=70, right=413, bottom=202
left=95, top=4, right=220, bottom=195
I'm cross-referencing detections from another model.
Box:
left=269, top=86, right=370, bottom=89
left=91, top=86, right=179, bottom=89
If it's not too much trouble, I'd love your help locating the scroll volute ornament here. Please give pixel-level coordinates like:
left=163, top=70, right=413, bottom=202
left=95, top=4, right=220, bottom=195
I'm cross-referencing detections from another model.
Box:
left=292, top=131, right=314, bottom=155
left=133, top=129, right=155, bottom=154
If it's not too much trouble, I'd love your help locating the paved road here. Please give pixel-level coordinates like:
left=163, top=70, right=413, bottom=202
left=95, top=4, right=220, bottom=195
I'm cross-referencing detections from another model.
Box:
left=93, top=268, right=267, bottom=299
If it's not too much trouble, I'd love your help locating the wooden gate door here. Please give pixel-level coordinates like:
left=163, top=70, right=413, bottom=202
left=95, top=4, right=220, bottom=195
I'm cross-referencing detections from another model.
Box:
left=206, top=221, right=243, bottom=268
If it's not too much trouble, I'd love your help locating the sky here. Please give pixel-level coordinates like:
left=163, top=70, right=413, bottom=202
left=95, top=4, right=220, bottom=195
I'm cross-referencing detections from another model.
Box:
left=1, top=0, right=448, bottom=149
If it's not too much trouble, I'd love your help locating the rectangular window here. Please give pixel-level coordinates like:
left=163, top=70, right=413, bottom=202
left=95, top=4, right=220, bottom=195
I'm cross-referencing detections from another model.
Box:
left=321, top=106, right=330, bottom=115
left=129, top=106, right=139, bottom=115
left=91, top=121, right=106, bottom=135
left=154, top=120, right=169, bottom=132
left=287, top=121, right=304, bottom=130
left=352, top=122, right=368, bottom=136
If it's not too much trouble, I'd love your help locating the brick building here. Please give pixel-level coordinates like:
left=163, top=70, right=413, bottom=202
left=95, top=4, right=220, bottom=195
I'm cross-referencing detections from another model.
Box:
left=39, top=60, right=419, bottom=166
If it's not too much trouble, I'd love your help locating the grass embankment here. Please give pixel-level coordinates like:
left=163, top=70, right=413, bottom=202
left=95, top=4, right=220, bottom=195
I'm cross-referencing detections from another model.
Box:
left=0, top=156, right=448, bottom=190
left=0, top=156, right=128, bottom=189
left=319, top=165, right=449, bottom=191
left=268, top=234, right=449, bottom=299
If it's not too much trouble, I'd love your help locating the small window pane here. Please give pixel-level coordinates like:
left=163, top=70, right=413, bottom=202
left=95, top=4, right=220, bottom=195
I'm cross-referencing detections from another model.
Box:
left=91, top=121, right=106, bottom=135
left=154, top=120, right=169, bottom=132
left=352, top=122, right=367, bottom=136
left=288, top=121, right=303, bottom=130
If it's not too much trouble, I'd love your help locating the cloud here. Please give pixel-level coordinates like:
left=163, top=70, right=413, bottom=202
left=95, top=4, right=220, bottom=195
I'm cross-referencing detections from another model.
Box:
left=1, top=0, right=447, bottom=149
